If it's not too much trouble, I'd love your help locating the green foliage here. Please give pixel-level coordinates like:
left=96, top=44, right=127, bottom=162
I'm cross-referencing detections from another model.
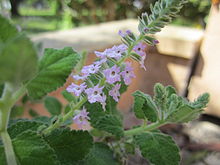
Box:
left=26, top=47, right=80, bottom=99
left=62, top=90, right=77, bottom=103
left=93, top=115, right=124, bottom=137
left=0, top=84, right=4, bottom=97
left=135, top=132, right=180, bottom=165
left=44, top=128, right=93, bottom=164
left=8, top=120, right=45, bottom=139
left=0, top=15, right=18, bottom=42
left=133, top=91, right=158, bottom=122
left=86, top=102, right=124, bottom=137
left=138, top=0, right=187, bottom=35
left=29, top=109, right=39, bottom=117
left=0, top=131, right=59, bottom=165
left=10, top=106, right=25, bottom=118
left=44, top=96, right=62, bottom=116
left=0, top=33, right=38, bottom=85
left=82, top=143, right=119, bottom=165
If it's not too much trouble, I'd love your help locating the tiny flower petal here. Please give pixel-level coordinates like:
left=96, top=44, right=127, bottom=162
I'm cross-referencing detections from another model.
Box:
left=73, top=107, right=90, bottom=130
left=85, top=85, right=105, bottom=103
left=121, top=62, right=136, bottom=85
left=109, top=84, right=121, bottom=102
left=103, top=65, right=121, bottom=84
left=133, top=42, right=147, bottom=57
left=81, top=63, right=101, bottom=75
left=66, top=82, right=87, bottom=96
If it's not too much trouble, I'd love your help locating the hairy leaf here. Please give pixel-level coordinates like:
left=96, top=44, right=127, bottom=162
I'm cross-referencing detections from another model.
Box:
left=82, top=143, right=119, bottom=165
left=8, top=120, right=45, bottom=139
left=44, top=96, right=62, bottom=116
left=135, top=132, right=180, bottom=165
left=93, top=115, right=124, bottom=137
left=26, top=47, right=80, bottom=99
left=44, top=128, right=93, bottom=164
left=62, top=90, right=77, bottom=102
left=0, top=131, right=59, bottom=165
left=133, top=91, right=158, bottom=122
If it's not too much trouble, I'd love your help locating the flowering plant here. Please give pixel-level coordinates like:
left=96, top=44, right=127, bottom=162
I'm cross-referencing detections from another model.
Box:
left=0, top=0, right=209, bottom=165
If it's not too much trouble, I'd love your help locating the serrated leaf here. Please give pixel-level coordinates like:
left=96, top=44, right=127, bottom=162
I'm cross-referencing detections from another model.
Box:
left=82, top=143, right=119, bottom=165
left=0, top=131, right=59, bottom=165
left=44, top=96, right=62, bottom=116
left=10, top=105, right=25, bottom=118
left=167, top=105, right=202, bottom=123
left=135, top=132, right=180, bottom=165
left=133, top=91, right=158, bottom=122
left=0, top=34, right=38, bottom=85
left=44, top=128, right=93, bottom=164
left=26, top=47, right=80, bottom=99
left=93, top=115, right=124, bottom=137
left=8, top=120, right=45, bottom=139
left=189, top=93, right=209, bottom=109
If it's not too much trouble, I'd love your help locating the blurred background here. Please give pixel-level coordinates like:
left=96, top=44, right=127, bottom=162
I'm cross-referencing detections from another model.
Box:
left=1, top=0, right=220, bottom=164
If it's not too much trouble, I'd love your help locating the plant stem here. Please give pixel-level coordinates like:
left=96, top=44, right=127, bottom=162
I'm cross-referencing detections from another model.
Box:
left=0, top=132, right=17, bottom=165
left=124, top=121, right=165, bottom=137
left=43, top=97, right=87, bottom=135
left=0, top=83, right=26, bottom=165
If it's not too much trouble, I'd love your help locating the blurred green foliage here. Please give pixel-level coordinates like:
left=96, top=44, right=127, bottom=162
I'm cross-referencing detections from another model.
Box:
left=7, top=0, right=211, bottom=34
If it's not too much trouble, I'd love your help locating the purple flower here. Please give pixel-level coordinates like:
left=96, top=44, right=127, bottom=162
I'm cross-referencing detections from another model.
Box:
left=81, top=63, right=101, bottom=76
left=107, top=44, right=127, bottom=60
left=153, top=40, right=159, bottom=45
left=94, top=50, right=107, bottom=59
left=72, top=74, right=88, bottom=81
left=85, top=85, right=106, bottom=104
left=121, top=62, right=136, bottom=85
left=109, top=84, right=121, bottom=102
left=118, top=29, right=132, bottom=38
left=103, top=65, right=121, bottom=84
left=133, top=42, right=147, bottom=57
left=66, top=82, right=87, bottom=96
left=73, top=107, right=90, bottom=130
left=93, top=58, right=107, bottom=65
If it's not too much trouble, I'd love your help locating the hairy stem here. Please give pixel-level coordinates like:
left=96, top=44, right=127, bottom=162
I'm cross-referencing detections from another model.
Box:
left=0, top=83, right=26, bottom=165
left=124, top=121, right=166, bottom=136
left=43, top=97, right=87, bottom=135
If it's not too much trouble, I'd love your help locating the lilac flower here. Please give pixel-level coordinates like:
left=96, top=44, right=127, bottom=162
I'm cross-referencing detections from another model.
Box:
left=94, top=50, right=107, bottom=59
left=107, top=44, right=127, bottom=60
left=66, top=82, right=87, bottom=96
left=73, top=107, right=90, bottom=130
left=109, top=84, right=121, bottom=102
left=93, top=58, right=107, bottom=65
left=81, top=63, right=101, bottom=76
left=103, top=65, right=121, bottom=84
left=72, top=74, right=88, bottom=81
left=153, top=39, right=159, bottom=45
left=133, top=42, right=147, bottom=57
left=85, top=85, right=106, bottom=104
left=118, top=30, right=132, bottom=38
left=121, top=62, right=136, bottom=85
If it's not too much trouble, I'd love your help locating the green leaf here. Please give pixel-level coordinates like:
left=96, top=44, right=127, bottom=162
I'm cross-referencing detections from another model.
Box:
left=135, top=132, right=180, bottom=165
left=29, top=109, right=39, bottom=117
left=133, top=91, right=158, bottom=122
left=189, top=93, right=210, bottom=109
left=0, top=84, right=4, bottom=97
left=0, top=131, right=59, bottom=165
left=26, top=47, right=80, bottom=99
left=62, top=90, right=77, bottom=102
left=93, top=115, right=124, bottom=137
left=0, top=15, right=18, bottom=42
left=85, top=102, right=123, bottom=137
left=82, top=143, right=119, bottom=165
left=8, top=120, right=45, bottom=139
left=44, top=96, right=62, bottom=116
left=44, top=128, right=93, bottom=164
left=10, top=105, right=25, bottom=118
left=0, top=34, right=38, bottom=85
left=167, top=105, right=202, bottom=123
